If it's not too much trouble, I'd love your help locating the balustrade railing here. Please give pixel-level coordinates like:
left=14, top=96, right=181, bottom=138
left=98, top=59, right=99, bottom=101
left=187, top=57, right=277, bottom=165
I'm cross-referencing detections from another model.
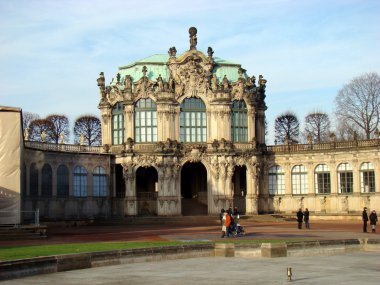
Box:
left=25, top=141, right=102, bottom=153
left=25, top=138, right=380, bottom=155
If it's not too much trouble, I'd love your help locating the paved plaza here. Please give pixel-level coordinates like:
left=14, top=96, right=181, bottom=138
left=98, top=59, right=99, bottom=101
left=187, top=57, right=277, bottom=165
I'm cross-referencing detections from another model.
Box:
left=1, top=252, right=379, bottom=285
left=1, top=218, right=380, bottom=284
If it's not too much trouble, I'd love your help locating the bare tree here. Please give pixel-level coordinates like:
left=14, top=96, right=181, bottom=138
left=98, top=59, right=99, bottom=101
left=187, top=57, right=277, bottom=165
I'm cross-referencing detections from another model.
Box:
left=304, top=112, right=331, bottom=143
left=335, top=72, right=380, bottom=139
left=274, top=112, right=299, bottom=144
left=73, top=115, right=102, bottom=146
left=22, top=112, right=40, bottom=130
left=46, top=114, right=70, bottom=144
left=29, top=119, right=54, bottom=142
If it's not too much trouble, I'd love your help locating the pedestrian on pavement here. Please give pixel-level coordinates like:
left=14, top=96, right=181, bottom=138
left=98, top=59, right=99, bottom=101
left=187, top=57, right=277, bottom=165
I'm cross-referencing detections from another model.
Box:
left=233, top=207, right=240, bottom=220
left=296, top=208, right=304, bottom=229
left=369, top=210, right=378, bottom=233
left=220, top=209, right=226, bottom=238
left=362, top=207, right=369, bottom=232
left=304, top=208, right=310, bottom=229
left=219, top=208, right=225, bottom=226
left=225, top=211, right=232, bottom=237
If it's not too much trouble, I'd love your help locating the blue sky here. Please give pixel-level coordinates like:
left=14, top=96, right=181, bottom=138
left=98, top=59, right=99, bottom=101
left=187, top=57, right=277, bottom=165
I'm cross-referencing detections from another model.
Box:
left=0, top=0, right=379, bottom=144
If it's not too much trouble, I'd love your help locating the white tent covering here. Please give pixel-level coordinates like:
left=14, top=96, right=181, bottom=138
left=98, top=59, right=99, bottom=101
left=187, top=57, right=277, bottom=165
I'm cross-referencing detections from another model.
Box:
left=0, top=106, right=22, bottom=224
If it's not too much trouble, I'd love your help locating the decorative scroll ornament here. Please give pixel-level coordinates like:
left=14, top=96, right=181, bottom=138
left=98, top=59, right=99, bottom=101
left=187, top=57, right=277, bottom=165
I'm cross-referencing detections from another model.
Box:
left=136, top=155, right=157, bottom=168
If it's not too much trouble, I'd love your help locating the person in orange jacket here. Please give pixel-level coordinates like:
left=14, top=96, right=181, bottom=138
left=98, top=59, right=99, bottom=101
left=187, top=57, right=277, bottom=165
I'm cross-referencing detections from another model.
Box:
left=225, top=211, right=232, bottom=237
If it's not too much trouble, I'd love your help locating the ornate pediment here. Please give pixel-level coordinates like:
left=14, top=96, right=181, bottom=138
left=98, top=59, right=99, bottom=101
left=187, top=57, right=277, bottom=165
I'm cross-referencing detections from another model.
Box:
left=107, top=85, right=124, bottom=106
left=133, top=66, right=155, bottom=99
left=168, top=50, right=214, bottom=99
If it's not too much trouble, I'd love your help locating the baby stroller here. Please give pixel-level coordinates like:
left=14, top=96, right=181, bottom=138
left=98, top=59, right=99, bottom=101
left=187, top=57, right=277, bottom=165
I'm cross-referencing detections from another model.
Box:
left=230, top=222, right=246, bottom=237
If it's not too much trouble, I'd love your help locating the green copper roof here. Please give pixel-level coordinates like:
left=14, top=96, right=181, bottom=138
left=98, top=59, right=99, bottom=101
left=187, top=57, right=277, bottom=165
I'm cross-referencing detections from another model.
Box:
left=112, top=54, right=245, bottom=86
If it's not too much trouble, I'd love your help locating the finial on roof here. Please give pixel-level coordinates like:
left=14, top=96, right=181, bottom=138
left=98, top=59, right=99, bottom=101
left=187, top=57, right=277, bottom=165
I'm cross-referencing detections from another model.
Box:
left=142, top=66, right=148, bottom=77
left=207, top=47, right=214, bottom=58
left=189, top=27, right=197, bottom=50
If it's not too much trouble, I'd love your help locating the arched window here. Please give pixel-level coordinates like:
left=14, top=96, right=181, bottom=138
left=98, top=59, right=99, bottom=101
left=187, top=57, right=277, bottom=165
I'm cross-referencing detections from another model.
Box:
left=29, top=163, right=38, bottom=197
left=93, top=166, right=107, bottom=197
left=41, top=164, right=52, bottom=197
left=231, top=100, right=248, bottom=142
left=337, top=163, right=353, bottom=193
left=180, top=98, right=206, bottom=142
left=291, top=165, right=308, bottom=195
left=57, top=164, right=69, bottom=197
left=360, top=162, right=375, bottom=193
left=134, top=98, right=157, bottom=143
left=314, top=164, right=330, bottom=194
left=112, top=102, right=124, bottom=145
left=268, top=165, right=285, bottom=195
left=73, top=165, right=87, bottom=197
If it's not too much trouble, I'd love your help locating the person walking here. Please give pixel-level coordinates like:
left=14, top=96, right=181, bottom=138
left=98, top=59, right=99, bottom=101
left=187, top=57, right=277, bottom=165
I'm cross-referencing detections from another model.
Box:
left=369, top=210, right=378, bottom=233
left=304, top=208, right=310, bottom=229
left=225, top=211, right=232, bottom=238
left=296, top=208, right=304, bottom=229
left=362, top=207, right=369, bottom=233
left=220, top=209, right=226, bottom=238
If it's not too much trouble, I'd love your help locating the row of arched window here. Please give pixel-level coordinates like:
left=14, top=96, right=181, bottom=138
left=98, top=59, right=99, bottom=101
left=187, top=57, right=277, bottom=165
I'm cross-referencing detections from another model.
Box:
left=27, top=164, right=108, bottom=198
left=112, top=98, right=248, bottom=144
left=268, top=162, right=375, bottom=195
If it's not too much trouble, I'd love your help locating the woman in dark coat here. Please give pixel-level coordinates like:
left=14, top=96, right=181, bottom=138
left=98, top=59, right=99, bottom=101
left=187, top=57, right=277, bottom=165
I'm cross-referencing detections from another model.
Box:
left=304, top=208, right=310, bottom=229
left=369, top=210, right=378, bottom=233
left=296, top=208, right=304, bottom=229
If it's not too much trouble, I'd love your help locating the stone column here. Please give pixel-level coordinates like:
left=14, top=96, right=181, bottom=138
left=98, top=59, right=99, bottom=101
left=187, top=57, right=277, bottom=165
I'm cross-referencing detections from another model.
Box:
left=123, top=163, right=137, bottom=215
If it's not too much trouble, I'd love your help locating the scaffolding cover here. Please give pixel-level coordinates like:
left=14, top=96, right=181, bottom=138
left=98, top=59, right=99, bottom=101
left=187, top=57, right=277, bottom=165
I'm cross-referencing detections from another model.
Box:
left=0, top=106, right=22, bottom=224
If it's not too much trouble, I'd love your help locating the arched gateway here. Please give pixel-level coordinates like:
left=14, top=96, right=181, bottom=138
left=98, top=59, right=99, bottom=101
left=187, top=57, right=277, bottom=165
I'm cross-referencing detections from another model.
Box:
left=181, top=162, right=207, bottom=215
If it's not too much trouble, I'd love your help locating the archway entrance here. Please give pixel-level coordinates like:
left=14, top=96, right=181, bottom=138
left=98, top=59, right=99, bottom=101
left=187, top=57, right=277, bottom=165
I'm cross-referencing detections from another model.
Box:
left=136, top=167, right=158, bottom=216
left=232, top=165, right=247, bottom=214
left=181, top=162, right=207, bottom=215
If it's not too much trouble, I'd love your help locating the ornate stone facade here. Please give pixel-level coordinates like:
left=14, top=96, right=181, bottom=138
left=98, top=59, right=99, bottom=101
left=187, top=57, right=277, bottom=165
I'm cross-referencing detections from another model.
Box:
left=17, top=28, right=380, bottom=220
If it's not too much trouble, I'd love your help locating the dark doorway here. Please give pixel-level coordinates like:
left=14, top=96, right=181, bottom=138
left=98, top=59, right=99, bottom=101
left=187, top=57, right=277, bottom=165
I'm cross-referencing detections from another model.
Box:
left=115, top=164, right=125, bottom=198
left=232, top=165, right=247, bottom=214
left=136, top=167, right=158, bottom=215
left=181, top=162, right=207, bottom=215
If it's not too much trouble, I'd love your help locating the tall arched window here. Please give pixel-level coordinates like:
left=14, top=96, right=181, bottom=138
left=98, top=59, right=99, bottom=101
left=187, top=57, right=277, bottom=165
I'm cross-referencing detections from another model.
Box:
left=57, top=164, right=69, bottom=197
left=337, top=163, right=353, bottom=193
left=73, top=165, right=87, bottom=197
left=134, top=98, right=157, bottom=143
left=112, top=102, right=124, bottom=145
left=231, top=100, right=248, bottom=142
left=291, top=165, right=308, bottom=195
left=360, top=162, right=375, bottom=193
left=41, top=164, right=52, bottom=197
left=268, top=165, right=285, bottom=195
left=180, top=98, right=206, bottom=142
left=93, top=166, right=107, bottom=197
left=29, top=163, right=38, bottom=197
left=315, top=164, right=331, bottom=194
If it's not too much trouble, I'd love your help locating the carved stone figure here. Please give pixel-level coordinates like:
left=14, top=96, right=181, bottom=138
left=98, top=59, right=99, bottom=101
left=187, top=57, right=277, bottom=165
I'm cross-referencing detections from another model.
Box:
left=168, top=76, right=175, bottom=92
left=59, top=132, right=65, bottom=144
left=80, top=133, right=85, bottom=145
left=41, top=131, right=46, bottom=142
left=24, top=128, right=29, bottom=141
left=211, top=74, right=218, bottom=91
left=116, top=73, right=121, bottom=84
left=168, top=46, right=177, bottom=57
left=97, top=72, right=105, bottom=88
left=156, top=74, right=164, bottom=91
left=124, top=75, right=132, bottom=90
left=189, top=27, right=197, bottom=50
left=222, top=75, right=229, bottom=90
left=207, top=47, right=214, bottom=58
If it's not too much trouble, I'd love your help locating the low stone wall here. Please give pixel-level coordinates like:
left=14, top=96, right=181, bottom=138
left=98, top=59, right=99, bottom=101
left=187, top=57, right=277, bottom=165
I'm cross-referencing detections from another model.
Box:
left=1, top=240, right=380, bottom=281
left=0, top=244, right=213, bottom=281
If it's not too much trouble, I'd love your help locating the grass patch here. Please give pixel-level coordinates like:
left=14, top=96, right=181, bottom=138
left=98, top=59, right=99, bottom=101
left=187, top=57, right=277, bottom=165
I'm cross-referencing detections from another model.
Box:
left=0, top=241, right=209, bottom=261
left=0, top=238, right=315, bottom=261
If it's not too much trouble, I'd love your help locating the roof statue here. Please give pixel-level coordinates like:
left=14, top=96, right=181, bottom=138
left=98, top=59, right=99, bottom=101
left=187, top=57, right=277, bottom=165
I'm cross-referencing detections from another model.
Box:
left=189, top=27, right=197, bottom=50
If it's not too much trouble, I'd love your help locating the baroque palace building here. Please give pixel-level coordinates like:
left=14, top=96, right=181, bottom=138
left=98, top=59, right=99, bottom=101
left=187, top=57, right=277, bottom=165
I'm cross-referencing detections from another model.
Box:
left=1, top=27, right=379, bottom=223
